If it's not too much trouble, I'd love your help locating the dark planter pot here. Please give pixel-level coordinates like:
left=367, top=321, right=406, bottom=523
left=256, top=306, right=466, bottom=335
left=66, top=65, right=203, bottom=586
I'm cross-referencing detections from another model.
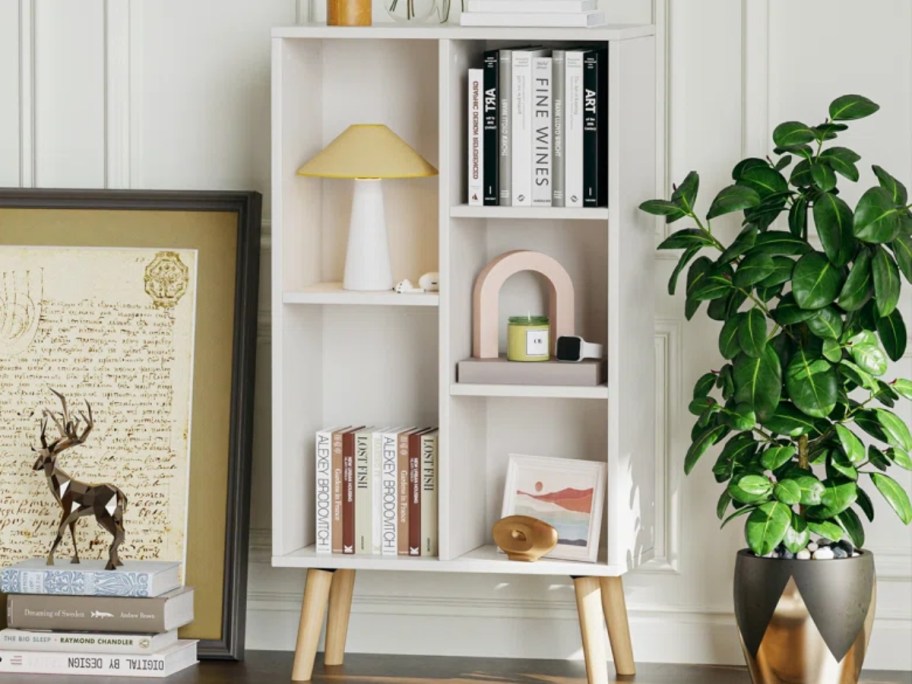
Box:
left=733, top=549, right=876, bottom=684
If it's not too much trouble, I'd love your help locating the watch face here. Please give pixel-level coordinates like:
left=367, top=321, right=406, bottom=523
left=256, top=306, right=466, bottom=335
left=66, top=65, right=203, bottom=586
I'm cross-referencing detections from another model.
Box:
left=556, top=336, right=581, bottom=361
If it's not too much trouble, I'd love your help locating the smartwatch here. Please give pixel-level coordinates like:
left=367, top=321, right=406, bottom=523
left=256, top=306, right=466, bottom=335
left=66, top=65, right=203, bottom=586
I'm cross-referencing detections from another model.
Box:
left=556, top=335, right=604, bottom=362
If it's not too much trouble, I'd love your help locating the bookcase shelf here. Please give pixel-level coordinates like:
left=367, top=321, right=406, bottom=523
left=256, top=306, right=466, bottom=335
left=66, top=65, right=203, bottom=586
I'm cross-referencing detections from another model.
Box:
left=284, top=283, right=440, bottom=306
left=449, top=205, right=610, bottom=221
left=449, top=383, right=608, bottom=399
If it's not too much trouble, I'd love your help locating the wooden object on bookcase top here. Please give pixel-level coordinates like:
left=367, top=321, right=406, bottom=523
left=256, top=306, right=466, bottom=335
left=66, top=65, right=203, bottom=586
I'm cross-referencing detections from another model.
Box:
left=292, top=569, right=334, bottom=682
left=457, top=356, right=606, bottom=386
left=601, top=576, right=636, bottom=676
left=471, top=250, right=575, bottom=358
left=324, top=569, right=356, bottom=666
left=492, top=515, right=558, bottom=562
left=327, top=0, right=371, bottom=26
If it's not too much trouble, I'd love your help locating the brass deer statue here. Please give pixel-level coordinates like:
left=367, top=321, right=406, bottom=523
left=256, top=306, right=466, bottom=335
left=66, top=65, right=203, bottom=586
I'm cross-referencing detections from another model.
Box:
left=32, top=389, right=127, bottom=570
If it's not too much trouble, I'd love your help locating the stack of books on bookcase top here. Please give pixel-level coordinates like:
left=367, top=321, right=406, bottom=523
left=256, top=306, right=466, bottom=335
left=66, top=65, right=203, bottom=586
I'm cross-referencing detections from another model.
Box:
left=0, top=559, right=196, bottom=678
left=315, top=426, right=438, bottom=557
left=467, top=46, right=607, bottom=208
left=460, top=0, right=605, bottom=30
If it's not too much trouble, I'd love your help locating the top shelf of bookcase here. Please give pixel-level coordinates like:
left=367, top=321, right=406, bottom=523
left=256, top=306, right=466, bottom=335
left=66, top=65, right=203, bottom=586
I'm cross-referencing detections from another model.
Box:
left=272, top=23, right=655, bottom=41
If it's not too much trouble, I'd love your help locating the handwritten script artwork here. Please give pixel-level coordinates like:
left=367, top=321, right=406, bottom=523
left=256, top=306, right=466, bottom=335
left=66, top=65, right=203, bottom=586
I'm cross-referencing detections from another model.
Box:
left=0, top=269, right=42, bottom=358
left=0, top=246, right=198, bottom=568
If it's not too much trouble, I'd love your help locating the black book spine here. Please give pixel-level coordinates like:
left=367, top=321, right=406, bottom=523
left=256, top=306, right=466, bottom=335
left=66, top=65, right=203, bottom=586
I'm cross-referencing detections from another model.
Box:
left=582, top=50, right=599, bottom=207
left=597, top=49, right=608, bottom=207
left=483, top=50, right=499, bottom=205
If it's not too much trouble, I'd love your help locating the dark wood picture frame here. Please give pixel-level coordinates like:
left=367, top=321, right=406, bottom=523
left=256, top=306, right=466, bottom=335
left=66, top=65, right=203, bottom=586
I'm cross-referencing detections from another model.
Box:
left=0, top=188, right=261, bottom=660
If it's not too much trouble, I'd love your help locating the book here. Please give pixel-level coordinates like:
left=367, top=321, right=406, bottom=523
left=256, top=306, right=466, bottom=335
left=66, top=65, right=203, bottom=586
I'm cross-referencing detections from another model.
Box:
left=331, top=427, right=348, bottom=554
left=315, top=426, right=343, bottom=555
left=468, top=68, right=484, bottom=206
left=0, top=628, right=178, bottom=654
left=467, top=0, right=596, bottom=11
left=420, top=430, right=439, bottom=557
left=511, top=48, right=548, bottom=206
left=342, top=427, right=360, bottom=555
left=531, top=56, right=553, bottom=207
left=379, top=428, right=404, bottom=556
left=482, top=50, right=499, bottom=205
left=408, top=431, right=424, bottom=556
left=460, top=10, right=605, bottom=26
left=583, top=49, right=608, bottom=207
left=354, top=427, right=374, bottom=554
left=0, top=559, right=180, bottom=598
left=551, top=49, right=566, bottom=207
left=370, top=429, right=386, bottom=555
left=565, top=49, right=587, bottom=208
left=0, top=639, right=197, bottom=677
left=498, top=49, right=512, bottom=206
left=6, top=586, right=194, bottom=633
left=397, top=428, right=425, bottom=555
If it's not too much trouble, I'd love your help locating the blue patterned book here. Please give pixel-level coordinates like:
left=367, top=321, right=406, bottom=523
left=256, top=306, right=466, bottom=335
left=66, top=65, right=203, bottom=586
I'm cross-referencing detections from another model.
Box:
left=0, top=559, right=180, bottom=597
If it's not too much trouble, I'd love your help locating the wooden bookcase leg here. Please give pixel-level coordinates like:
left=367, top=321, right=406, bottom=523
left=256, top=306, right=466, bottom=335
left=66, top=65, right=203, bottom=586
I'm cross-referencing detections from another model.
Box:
left=291, top=568, right=334, bottom=682
left=600, top=576, right=636, bottom=676
left=324, top=569, right=356, bottom=666
left=573, top=576, right=609, bottom=684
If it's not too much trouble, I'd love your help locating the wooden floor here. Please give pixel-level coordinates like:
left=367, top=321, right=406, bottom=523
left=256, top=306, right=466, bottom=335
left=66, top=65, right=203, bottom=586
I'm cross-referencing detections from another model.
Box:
left=0, top=651, right=909, bottom=683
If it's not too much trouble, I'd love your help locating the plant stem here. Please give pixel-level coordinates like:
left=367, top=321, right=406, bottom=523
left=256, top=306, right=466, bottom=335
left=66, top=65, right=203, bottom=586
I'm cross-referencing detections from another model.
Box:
left=798, top=434, right=810, bottom=470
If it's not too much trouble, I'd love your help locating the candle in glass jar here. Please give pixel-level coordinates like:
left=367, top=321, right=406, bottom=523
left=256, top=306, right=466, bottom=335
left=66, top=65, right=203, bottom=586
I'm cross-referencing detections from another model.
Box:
left=506, top=315, right=550, bottom=362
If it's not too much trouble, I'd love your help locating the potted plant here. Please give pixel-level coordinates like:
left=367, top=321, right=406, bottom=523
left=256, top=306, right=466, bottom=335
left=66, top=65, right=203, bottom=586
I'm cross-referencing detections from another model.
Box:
left=640, top=94, right=912, bottom=684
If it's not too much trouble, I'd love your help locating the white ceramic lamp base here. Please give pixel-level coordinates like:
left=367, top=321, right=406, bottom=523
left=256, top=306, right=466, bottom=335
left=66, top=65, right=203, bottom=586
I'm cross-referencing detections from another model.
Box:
left=343, top=179, right=393, bottom=291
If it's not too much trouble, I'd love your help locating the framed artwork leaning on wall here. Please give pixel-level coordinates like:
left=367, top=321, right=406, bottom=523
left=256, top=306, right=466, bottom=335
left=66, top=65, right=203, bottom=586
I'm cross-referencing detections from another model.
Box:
left=0, top=188, right=261, bottom=660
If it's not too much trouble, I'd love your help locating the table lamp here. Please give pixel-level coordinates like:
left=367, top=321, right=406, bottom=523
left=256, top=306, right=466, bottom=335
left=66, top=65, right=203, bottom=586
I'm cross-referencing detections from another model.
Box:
left=297, top=124, right=438, bottom=291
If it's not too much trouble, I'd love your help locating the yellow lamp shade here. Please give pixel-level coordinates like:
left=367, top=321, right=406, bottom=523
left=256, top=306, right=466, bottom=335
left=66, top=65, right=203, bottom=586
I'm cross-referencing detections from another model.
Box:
left=296, top=124, right=438, bottom=179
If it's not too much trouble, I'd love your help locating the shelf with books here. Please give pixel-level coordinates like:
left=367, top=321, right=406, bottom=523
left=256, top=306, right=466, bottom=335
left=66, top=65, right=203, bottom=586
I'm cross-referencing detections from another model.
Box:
left=449, top=383, right=608, bottom=399
left=449, top=205, right=609, bottom=221
left=284, top=283, right=439, bottom=306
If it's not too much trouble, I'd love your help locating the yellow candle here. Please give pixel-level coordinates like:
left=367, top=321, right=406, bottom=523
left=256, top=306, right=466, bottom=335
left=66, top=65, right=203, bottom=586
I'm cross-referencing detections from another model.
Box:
left=506, top=315, right=550, bottom=362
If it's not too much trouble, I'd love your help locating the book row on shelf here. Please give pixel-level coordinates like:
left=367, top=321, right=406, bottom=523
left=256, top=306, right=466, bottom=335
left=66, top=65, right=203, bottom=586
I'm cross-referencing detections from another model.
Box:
left=0, top=559, right=196, bottom=678
left=315, top=426, right=438, bottom=557
left=467, top=46, right=608, bottom=209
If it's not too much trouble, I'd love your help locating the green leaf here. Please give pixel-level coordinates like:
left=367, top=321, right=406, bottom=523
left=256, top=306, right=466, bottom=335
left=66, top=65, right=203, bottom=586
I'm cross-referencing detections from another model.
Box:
left=763, top=403, right=819, bottom=437
left=719, top=226, right=759, bottom=264
left=760, top=257, right=795, bottom=287
left=872, top=246, right=901, bottom=317
left=738, top=309, right=768, bottom=358
left=732, top=158, right=769, bottom=181
left=856, top=486, right=875, bottom=522
left=689, top=396, right=716, bottom=416
left=684, top=424, right=727, bottom=475
left=822, top=338, right=843, bottom=363
left=785, top=350, right=838, bottom=418
left=734, top=347, right=782, bottom=421
left=748, top=231, right=813, bottom=257
left=722, top=505, right=756, bottom=528
left=828, top=449, right=858, bottom=481
left=640, top=199, right=687, bottom=222
left=684, top=257, right=713, bottom=320
left=693, top=372, right=717, bottom=399
left=837, top=249, right=874, bottom=311
left=837, top=508, right=865, bottom=548
left=892, top=234, right=912, bottom=283
left=783, top=515, right=810, bottom=553
left=889, top=447, right=912, bottom=471
left=790, top=475, right=826, bottom=506
left=727, top=404, right=757, bottom=431
left=854, top=187, right=901, bottom=243
left=774, top=294, right=816, bottom=325
left=791, top=159, right=813, bottom=188
left=716, top=491, right=732, bottom=520
left=873, top=165, right=908, bottom=205
left=793, top=252, right=842, bottom=310
left=870, top=473, right=912, bottom=524
left=713, top=432, right=757, bottom=483
left=813, top=192, right=854, bottom=266
left=729, top=481, right=771, bottom=505
left=789, top=197, right=808, bottom=238
left=875, top=409, right=912, bottom=451
left=719, top=315, right=744, bottom=360
left=658, top=228, right=716, bottom=251
left=707, top=184, right=762, bottom=219
left=738, top=165, right=789, bottom=198
left=691, top=267, right=734, bottom=301
left=811, top=161, right=837, bottom=191
left=806, top=307, right=844, bottom=340
left=820, top=147, right=861, bottom=182
left=761, top=445, right=797, bottom=470
left=819, top=479, right=858, bottom=517
left=774, top=479, right=802, bottom=505
left=738, top=474, right=774, bottom=496
left=848, top=331, right=888, bottom=376
left=876, top=309, right=907, bottom=361
left=807, top=520, right=844, bottom=542
left=893, top=378, right=912, bottom=401
left=773, top=121, right=817, bottom=148
left=672, top=171, right=700, bottom=213
left=868, top=444, right=891, bottom=471
left=835, top=424, right=866, bottom=464
left=668, top=245, right=701, bottom=296
left=746, top=502, right=793, bottom=555
left=840, top=359, right=878, bottom=392
left=829, top=94, right=880, bottom=121
left=733, top=254, right=777, bottom=287
left=856, top=409, right=889, bottom=443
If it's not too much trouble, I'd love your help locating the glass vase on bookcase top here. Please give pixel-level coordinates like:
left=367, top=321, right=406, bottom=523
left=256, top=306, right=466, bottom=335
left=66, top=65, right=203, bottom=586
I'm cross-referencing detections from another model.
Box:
left=385, top=0, right=450, bottom=23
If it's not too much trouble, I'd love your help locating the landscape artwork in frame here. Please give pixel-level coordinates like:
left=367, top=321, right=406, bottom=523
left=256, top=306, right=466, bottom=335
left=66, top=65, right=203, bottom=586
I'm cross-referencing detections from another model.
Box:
left=501, top=454, right=605, bottom=563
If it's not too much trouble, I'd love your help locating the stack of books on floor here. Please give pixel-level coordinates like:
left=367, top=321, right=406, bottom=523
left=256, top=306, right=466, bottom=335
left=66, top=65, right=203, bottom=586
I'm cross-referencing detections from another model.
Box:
left=0, top=558, right=196, bottom=678
left=315, top=426, right=438, bottom=557
left=460, top=0, right=606, bottom=29
left=467, top=46, right=608, bottom=208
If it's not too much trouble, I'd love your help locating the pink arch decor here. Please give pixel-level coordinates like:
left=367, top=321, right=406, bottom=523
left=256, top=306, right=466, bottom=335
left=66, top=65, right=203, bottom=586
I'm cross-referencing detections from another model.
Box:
left=472, top=250, right=576, bottom=359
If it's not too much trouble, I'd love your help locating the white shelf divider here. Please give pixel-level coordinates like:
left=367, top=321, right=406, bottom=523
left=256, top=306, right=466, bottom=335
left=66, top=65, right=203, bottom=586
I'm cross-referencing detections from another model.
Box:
left=450, top=383, right=609, bottom=399
left=284, top=282, right=440, bottom=306
left=272, top=23, right=656, bottom=42
left=450, top=205, right=610, bottom=221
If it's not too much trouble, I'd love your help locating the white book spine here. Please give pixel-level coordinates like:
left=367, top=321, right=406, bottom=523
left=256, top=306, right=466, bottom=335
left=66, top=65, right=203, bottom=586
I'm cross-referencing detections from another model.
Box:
left=552, top=50, right=566, bottom=206
left=511, top=51, right=535, bottom=206
left=379, top=430, right=399, bottom=555
left=0, top=640, right=197, bottom=677
left=0, top=629, right=178, bottom=655
left=460, top=11, right=604, bottom=26
left=565, top=50, right=585, bottom=208
left=467, top=0, right=596, bottom=11
left=354, top=430, right=372, bottom=554
left=468, top=68, right=484, bottom=206
left=370, top=430, right=384, bottom=555
left=314, top=428, right=333, bottom=554
left=420, top=433, right=438, bottom=557
left=531, top=57, right=552, bottom=207
left=498, top=50, right=512, bottom=205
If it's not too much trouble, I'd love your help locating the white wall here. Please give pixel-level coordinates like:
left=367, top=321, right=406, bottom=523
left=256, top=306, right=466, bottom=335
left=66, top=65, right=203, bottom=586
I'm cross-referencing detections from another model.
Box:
left=1, top=0, right=910, bottom=669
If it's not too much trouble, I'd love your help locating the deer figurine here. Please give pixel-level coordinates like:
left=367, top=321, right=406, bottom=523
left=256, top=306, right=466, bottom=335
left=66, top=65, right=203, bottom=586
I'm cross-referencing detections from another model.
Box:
left=32, top=389, right=128, bottom=570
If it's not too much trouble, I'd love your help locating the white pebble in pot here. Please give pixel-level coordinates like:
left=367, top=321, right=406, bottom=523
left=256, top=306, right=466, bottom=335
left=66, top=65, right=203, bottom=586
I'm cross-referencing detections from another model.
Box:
left=796, top=549, right=811, bottom=560
left=813, top=546, right=835, bottom=560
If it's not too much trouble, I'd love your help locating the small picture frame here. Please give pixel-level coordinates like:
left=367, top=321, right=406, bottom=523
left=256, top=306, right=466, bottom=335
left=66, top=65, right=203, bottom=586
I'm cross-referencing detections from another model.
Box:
left=501, top=454, right=606, bottom=563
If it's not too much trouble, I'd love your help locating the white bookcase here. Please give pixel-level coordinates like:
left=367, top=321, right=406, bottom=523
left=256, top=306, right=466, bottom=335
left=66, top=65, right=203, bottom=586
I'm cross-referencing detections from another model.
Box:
left=271, top=23, right=657, bottom=683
